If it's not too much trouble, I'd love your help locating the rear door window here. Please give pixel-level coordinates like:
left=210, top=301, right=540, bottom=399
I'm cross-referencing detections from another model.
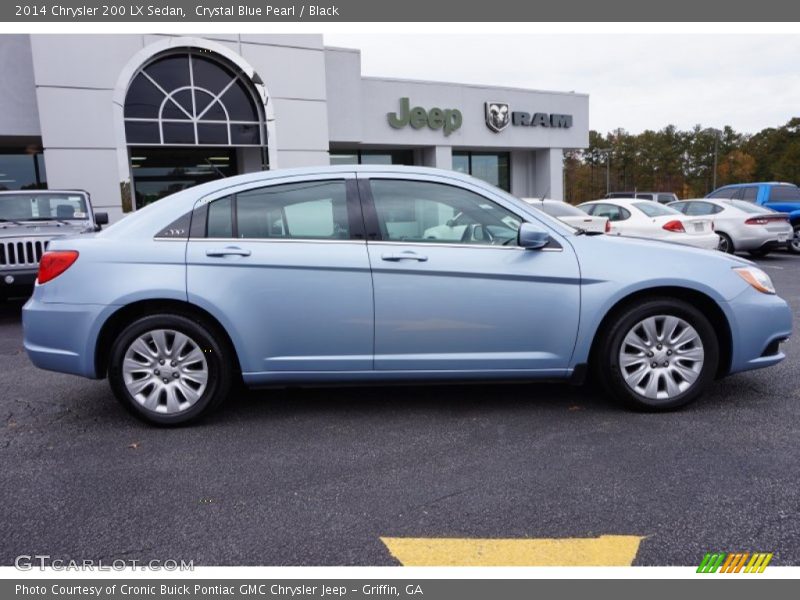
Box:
left=741, top=187, right=759, bottom=202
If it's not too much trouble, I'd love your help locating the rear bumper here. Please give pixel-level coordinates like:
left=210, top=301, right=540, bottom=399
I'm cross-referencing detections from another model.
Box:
left=22, top=296, right=109, bottom=379
left=725, top=288, right=792, bottom=375
left=676, top=233, right=720, bottom=251
left=724, top=226, right=793, bottom=251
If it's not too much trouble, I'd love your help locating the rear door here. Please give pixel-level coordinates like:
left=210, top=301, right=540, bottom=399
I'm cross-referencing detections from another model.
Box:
left=358, top=173, right=581, bottom=374
left=186, top=174, right=374, bottom=378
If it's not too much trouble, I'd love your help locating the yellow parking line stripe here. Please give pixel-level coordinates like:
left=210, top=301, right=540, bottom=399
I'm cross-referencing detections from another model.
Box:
left=380, top=535, right=644, bottom=566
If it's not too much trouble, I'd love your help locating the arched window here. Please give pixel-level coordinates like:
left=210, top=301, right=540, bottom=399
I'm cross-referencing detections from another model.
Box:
left=124, top=50, right=266, bottom=147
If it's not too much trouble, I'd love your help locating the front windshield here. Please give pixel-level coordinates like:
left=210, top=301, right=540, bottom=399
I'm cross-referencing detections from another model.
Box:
left=0, top=192, right=89, bottom=221
left=633, top=201, right=679, bottom=217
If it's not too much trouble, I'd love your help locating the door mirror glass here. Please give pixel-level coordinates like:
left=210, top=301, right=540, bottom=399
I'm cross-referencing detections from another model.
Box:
left=517, top=223, right=551, bottom=249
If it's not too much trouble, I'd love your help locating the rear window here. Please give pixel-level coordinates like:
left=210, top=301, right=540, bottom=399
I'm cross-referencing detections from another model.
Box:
left=768, top=185, right=800, bottom=202
left=633, top=202, right=679, bottom=217
left=540, top=202, right=585, bottom=218
left=728, top=199, right=769, bottom=214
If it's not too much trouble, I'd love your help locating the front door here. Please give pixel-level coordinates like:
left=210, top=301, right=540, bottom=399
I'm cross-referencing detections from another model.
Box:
left=360, top=174, right=581, bottom=374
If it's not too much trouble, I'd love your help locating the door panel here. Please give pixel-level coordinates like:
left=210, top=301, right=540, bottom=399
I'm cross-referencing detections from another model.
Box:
left=362, top=175, right=581, bottom=372
left=186, top=176, right=374, bottom=376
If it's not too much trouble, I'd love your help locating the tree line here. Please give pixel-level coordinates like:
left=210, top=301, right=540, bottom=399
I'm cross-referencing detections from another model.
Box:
left=563, top=118, right=800, bottom=203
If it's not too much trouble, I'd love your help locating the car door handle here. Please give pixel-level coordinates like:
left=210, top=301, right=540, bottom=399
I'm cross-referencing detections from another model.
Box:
left=381, top=252, right=428, bottom=262
left=205, top=246, right=251, bottom=257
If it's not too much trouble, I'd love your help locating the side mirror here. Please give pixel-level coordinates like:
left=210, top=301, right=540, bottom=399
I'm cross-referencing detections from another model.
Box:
left=517, top=223, right=551, bottom=250
left=94, top=212, right=109, bottom=230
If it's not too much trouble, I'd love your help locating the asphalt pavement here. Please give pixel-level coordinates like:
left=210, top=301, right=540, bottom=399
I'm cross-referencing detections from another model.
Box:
left=1, top=253, right=798, bottom=566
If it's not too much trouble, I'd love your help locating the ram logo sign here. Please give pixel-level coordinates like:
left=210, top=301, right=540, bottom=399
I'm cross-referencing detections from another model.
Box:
left=696, top=552, right=773, bottom=573
left=484, top=102, right=573, bottom=133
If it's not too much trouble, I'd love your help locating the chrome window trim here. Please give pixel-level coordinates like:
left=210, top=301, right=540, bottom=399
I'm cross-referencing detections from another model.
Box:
left=367, top=240, right=563, bottom=252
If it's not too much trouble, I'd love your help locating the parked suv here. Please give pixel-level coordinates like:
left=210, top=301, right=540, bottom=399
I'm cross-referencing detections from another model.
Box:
left=605, top=191, right=679, bottom=205
left=706, top=182, right=800, bottom=254
left=1, top=190, right=108, bottom=300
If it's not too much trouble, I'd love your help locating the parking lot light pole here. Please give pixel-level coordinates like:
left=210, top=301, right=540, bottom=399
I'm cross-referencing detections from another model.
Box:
left=598, top=148, right=612, bottom=194
left=705, top=128, right=722, bottom=191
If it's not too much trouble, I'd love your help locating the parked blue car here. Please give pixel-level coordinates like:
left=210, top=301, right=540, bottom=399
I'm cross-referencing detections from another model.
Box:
left=23, top=166, right=792, bottom=424
left=707, top=182, right=800, bottom=254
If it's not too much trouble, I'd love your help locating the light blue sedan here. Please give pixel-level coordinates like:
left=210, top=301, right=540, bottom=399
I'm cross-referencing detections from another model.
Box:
left=22, top=166, right=792, bottom=424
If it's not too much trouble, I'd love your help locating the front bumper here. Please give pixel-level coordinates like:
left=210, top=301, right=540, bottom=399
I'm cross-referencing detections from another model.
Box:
left=1, top=268, right=37, bottom=293
left=725, top=287, right=793, bottom=375
left=22, top=296, right=111, bottom=379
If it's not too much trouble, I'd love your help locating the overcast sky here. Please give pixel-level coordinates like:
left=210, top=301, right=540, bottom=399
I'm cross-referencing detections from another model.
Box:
left=323, top=34, right=800, bottom=135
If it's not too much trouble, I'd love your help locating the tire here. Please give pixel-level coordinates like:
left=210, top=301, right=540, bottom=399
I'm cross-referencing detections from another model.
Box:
left=594, top=298, right=719, bottom=411
left=748, top=248, right=770, bottom=258
left=717, top=232, right=734, bottom=254
left=788, top=224, right=800, bottom=255
left=108, top=314, right=233, bottom=425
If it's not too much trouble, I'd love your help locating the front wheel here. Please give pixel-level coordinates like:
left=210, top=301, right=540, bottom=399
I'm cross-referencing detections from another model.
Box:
left=108, top=314, right=233, bottom=425
left=594, top=298, right=719, bottom=411
left=788, top=224, right=800, bottom=254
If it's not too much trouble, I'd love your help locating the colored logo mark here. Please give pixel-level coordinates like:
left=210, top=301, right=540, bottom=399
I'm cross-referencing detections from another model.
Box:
left=697, top=552, right=773, bottom=573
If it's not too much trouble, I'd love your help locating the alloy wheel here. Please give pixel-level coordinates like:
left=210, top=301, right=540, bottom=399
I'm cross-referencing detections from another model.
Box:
left=618, top=315, right=704, bottom=402
left=122, top=329, right=209, bottom=414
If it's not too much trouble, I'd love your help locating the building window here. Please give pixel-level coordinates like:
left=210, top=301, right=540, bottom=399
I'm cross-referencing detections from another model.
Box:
left=330, top=149, right=414, bottom=166
left=124, top=50, right=266, bottom=147
left=0, top=149, right=47, bottom=191
left=453, top=151, right=510, bottom=191
left=129, top=147, right=238, bottom=208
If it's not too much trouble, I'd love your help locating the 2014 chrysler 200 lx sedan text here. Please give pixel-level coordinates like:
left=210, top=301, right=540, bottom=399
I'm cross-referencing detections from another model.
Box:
left=22, top=167, right=793, bottom=425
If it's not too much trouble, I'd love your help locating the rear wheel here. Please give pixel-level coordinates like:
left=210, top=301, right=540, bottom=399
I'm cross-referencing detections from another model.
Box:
left=788, top=224, right=800, bottom=254
left=595, top=298, right=719, bottom=411
left=717, top=232, right=734, bottom=254
left=108, top=314, right=233, bottom=425
left=748, top=248, right=771, bottom=258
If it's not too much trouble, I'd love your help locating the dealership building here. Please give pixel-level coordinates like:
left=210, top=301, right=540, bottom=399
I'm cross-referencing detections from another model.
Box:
left=0, top=34, right=589, bottom=221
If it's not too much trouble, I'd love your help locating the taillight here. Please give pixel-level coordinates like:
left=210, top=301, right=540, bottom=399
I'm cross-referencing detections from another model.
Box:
left=745, top=217, right=769, bottom=225
left=37, top=251, right=79, bottom=284
left=662, top=220, right=685, bottom=233
left=605, top=219, right=611, bottom=233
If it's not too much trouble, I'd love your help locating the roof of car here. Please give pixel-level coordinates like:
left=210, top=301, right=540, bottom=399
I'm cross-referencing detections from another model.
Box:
left=713, top=182, right=796, bottom=188
left=0, top=189, right=89, bottom=195
left=580, top=198, right=649, bottom=207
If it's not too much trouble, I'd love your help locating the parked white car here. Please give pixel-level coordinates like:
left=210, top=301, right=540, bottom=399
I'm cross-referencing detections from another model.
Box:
left=577, top=198, right=720, bottom=250
left=523, top=198, right=609, bottom=234
left=668, top=198, right=793, bottom=257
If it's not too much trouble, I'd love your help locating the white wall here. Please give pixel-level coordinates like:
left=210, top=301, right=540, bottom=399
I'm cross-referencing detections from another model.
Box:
left=0, top=35, right=41, bottom=137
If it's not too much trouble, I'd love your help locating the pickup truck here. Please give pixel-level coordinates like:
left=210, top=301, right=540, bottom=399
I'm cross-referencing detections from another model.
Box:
left=706, top=182, right=800, bottom=254
left=1, top=189, right=108, bottom=301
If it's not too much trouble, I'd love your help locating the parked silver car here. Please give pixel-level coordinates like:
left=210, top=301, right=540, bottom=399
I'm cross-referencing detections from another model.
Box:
left=668, top=198, right=792, bottom=257
left=0, top=190, right=108, bottom=300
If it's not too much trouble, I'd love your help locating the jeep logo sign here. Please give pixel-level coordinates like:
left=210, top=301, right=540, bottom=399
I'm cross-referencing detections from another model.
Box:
left=485, top=102, right=573, bottom=132
left=387, top=97, right=463, bottom=136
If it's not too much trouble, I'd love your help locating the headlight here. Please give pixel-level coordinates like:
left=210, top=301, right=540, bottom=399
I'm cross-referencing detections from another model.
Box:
left=733, top=266, right=776, bottom=295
